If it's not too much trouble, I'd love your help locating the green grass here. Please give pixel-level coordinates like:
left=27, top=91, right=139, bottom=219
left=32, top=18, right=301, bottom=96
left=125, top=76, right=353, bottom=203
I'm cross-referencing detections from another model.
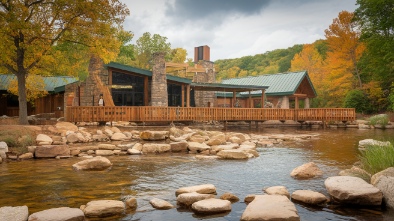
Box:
left=359, top=141, right=394, bottom=174
left=0, top=127, right=36, bottom=154
left=368, top=114, right=389, bottom=127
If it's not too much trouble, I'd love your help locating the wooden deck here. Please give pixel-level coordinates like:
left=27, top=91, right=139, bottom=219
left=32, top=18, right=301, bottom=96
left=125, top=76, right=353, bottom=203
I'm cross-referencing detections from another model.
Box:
left=65, top=106, right=356, bottom=123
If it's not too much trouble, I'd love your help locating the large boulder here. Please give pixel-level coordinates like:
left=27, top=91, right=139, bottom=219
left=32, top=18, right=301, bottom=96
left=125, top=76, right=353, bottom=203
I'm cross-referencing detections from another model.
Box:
left=0, top=206, right=28, bottom=221
left=72, top=156, right=112, bottom=171
left=339, top=166, right=371, bottom=183
left=358, top=139, right=391, bottom=149
left=140, top=131, right=169, bottom=141
left=240, top=195, right=300, bottom=221
left=220, top=192, right=239, bottom=203
left=98, top=144, right=118, bottom=150
left=111, top=132, right=127, bottom=141
left=177, top=192, right=215, bottom=207
left=205, top=133, right=226, bottom=146
left=0, top=141, right=8, bottom=159
left=170, top=141, right=189, bottom=152
left=217, top=149, right=250, bottom=160
left=142, top=143, right=171, bottom=154
left=191, top=198, right=231, bottom=214
left=371, top=167, right=394, bottom=209
left=324, top=176, right=383, bottom=206
left=291, top=190, right=328, bottom=205
left=66, top=133, right=79, bottom=143
left=211, top=143, right=239, bottom=152
left=36, top=134, right=53, bottom=145
left=175, top=184, right=216, bottom=196
left=83, top=200, right=125, bottom=218
left=187, top=142, right=211, bottom=152
left=35, top=145, right=70, bottom=158
left=290, top=162, right=323, bottom=179
left=95, top=150, right=114, bottom=156
left=55, top=122, right=78, bottom=133
left=28, top=207, right=84, bottom=221
left=264, top=186, right=290, bottom=199
left=371, top=167, right=394, bottom=185
left=149, top=198, right=174, bottom=210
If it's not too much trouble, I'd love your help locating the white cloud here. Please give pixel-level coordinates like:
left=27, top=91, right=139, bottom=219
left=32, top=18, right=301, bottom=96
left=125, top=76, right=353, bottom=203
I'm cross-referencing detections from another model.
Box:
left=120, top=0, right=357, bottom=61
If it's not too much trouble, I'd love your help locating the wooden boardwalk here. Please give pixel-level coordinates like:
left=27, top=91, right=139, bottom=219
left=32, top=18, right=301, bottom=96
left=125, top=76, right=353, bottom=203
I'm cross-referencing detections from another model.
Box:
left=65, top=106, right=356, bottom=123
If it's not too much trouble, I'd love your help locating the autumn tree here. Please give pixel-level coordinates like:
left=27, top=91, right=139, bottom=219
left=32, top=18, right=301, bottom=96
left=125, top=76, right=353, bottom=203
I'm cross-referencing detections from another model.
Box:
left=115, top=30, right=135, bottom=66
left=134, top=32, right=171, bottom=69
left=290, top=43, right=329, bottom=107
left=0, top=0, right=129, bottom=124
left=325, top=11, right=365, bottom=89
left=7, top=74, right=47, bottom=103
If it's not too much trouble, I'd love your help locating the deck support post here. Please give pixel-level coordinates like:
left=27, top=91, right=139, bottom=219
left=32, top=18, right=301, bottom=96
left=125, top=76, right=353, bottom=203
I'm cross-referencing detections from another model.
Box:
left=186, top=85, right=190, bottom=107
left=255, top=121, right=259, bottom=129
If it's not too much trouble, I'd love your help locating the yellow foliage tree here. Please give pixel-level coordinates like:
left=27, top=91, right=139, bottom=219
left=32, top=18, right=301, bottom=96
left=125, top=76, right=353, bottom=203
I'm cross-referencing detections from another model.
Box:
left=7, top=74, right=48, bottom=103
left=325, top=11, right=365, bottom=89
left=290, top=44, right=331, bottom=107
left=0, top=1, right=129, bottom=124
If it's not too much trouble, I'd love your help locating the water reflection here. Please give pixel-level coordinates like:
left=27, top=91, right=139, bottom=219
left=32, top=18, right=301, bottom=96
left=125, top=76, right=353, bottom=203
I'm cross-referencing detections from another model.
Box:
left=0, top=127, right=393, bottom=221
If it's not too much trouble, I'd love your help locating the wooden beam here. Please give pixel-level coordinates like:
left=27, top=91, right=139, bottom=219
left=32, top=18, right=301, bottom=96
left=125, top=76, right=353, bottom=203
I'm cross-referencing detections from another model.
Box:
left=181, top=85, right=185, bottom=107
left=292, top=93, right=308, bottom=97
left=186, top=85, right=190, bottom=107
left=144, top=76, right=149, bottom=106
left=261, top=89, right=265, bottom=108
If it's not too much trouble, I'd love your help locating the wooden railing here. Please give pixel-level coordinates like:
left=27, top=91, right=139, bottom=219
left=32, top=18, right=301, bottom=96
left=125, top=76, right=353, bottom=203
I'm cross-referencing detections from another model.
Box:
left=66, top=106, right=356, bottom=123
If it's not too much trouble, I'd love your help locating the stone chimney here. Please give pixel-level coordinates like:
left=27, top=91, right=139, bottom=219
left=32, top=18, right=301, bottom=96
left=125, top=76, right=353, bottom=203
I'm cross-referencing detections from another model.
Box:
left=151, top=52, right=168, bottom=107
left=194, top=45, right=210, bottom=63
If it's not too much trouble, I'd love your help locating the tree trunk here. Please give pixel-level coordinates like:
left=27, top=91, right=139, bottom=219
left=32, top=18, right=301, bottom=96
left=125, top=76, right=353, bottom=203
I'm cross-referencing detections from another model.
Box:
left=16, top=73, right=29, bottom=125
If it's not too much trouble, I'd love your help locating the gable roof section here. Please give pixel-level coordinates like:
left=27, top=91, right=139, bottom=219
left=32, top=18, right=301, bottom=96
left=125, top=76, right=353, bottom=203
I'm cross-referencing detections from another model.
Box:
left=105, top=62, right=192, bottom=84
left=0, top=74, right=78, bottom=92
left=221, top=71, right=317, bottom=97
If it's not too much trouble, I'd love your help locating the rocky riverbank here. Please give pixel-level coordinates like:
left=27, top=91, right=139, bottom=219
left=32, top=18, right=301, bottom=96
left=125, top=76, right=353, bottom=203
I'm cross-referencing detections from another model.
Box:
left=0, top=122, right=393, bottom=220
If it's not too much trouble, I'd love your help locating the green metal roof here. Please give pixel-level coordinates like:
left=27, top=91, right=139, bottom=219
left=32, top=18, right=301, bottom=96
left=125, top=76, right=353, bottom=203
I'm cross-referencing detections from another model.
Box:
left=106, top=62, right=153, bottom=77
left=0, top=74, right=15, bottom=90
left=0, top=74, right=78, bottom=92
left=192, top=82, right=268, bottom=92
left=221, top=71, right=317, bottom=96
left=105, top=62, right=192, bottom=84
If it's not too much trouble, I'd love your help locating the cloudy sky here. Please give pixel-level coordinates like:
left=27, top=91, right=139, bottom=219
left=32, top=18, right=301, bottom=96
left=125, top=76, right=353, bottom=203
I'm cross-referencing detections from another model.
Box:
left=120, top=0, right=358, bottom=61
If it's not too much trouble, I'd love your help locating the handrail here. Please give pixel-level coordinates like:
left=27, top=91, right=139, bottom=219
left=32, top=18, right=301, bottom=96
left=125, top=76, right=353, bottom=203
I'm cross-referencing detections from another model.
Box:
left=65, top=106, right=356, bottom=123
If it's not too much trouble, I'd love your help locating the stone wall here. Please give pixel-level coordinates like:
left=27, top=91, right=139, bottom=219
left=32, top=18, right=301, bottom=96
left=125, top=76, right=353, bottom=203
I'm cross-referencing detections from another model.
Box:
left=151, top=52, right=168, bottom=107
left=193, top=60, right=216, bottom=107
left=64, top=55, right=109, bottom=113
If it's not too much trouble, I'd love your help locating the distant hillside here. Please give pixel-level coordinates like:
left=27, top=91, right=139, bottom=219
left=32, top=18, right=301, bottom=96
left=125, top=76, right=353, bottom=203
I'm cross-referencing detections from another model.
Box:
left=214, top=44, right=303, bottom=81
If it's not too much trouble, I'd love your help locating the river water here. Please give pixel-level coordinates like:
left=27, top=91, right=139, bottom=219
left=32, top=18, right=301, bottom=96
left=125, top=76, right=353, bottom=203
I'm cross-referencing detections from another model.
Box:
left=1, top=127, right=394, bottom=221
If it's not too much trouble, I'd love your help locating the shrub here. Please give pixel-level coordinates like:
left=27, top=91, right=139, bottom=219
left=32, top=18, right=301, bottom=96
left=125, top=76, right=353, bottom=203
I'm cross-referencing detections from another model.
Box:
left=359, top=142, right=394, bottom=174
left=344, top=89, right=373, bottom=114
left=368, top=114, right=389, bottom=127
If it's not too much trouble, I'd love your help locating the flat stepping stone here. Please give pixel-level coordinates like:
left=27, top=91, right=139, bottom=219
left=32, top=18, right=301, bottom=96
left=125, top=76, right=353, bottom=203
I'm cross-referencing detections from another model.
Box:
left=325, top=176, right=382, bottom=206
left=83, top=200, right=125, bottom=218
left=28, top=207, right=84, bottom=221
left=175, top=184, right=216, bottom=196
left=177, top=192, right=215, bottom=207
left=0, top=206, right=28, bottom=221
left=291, top=190, right=328, bottom=205
left=241, top=195, right=300, bottom=221
left=191, top=198, right=231, bottom=214
left=149, top=198, right=174, bottom=210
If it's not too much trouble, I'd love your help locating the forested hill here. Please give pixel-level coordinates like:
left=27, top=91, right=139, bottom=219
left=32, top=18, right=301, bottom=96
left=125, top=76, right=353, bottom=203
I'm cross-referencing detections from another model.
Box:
left=214, top=44, right=303, bottom=81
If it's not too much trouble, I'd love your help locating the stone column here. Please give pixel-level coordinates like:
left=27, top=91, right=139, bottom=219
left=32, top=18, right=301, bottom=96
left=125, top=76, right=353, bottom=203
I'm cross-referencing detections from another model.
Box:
left=151, top=52, right=168, bottom=107
left=281, top=96, right=290, bottom=109
left=78, top=55, right=109, bottom=106
left=304, top=98, right=310, bottom=109
left=193, top=60, right=216, bottom=107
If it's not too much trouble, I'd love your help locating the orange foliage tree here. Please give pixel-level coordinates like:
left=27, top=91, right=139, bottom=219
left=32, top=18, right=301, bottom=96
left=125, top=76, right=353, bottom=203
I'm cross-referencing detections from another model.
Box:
left=291, top=44, right=330, bottom=107
left=325, top=11, right=365, bottom=89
